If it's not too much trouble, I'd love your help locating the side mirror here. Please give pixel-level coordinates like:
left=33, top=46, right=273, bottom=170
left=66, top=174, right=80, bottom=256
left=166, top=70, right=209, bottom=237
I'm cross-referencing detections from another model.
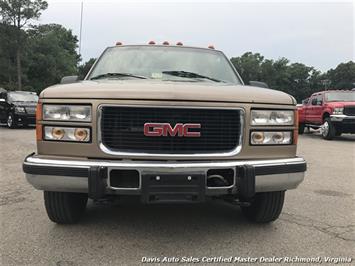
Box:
left=0, top=98, right=5, bottom=102
left=249, top=81, right=269, bottom=88
left=61, top=75, right=79, bottom=84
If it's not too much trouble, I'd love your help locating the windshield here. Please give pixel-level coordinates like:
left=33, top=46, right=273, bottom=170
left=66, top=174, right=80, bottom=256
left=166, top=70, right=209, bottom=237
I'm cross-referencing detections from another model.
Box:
left=87, top=46, right=241, bottom=84
left=8, top=92, right=38, bottom=102
left=325, top=92, right=355, bottom=102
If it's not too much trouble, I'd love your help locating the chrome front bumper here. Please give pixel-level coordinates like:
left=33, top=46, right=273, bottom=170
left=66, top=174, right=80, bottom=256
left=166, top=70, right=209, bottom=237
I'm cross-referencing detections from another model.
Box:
left=23, top=154, right=306, bottom=200
left=330, top=114, right=355, bottom=122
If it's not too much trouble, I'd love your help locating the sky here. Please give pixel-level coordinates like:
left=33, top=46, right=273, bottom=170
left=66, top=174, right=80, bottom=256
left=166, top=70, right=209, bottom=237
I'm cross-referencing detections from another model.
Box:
left=39, top=0, right=354, bottom=72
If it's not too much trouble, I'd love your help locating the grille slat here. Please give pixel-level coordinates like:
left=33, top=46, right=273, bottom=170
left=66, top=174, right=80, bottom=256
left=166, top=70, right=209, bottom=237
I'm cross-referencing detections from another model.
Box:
left=100, top=106, right=242, bottom=154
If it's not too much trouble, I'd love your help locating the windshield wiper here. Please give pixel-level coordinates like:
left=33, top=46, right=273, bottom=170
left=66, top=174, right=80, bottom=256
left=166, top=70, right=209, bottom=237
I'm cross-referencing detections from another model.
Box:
left=162, top=70, right=225, bottom=83
left=90, top=72, right=147, bottom=80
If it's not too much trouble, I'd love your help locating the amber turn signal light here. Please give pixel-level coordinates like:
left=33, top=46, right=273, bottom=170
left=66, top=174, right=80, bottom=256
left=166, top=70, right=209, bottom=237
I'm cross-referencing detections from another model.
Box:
left=36, top=102, right=42, bottom=141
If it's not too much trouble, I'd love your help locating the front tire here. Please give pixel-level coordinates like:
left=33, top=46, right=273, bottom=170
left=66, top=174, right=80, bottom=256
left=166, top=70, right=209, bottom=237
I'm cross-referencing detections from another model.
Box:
left=7, top=114, right=16, bottom=128
left=44, top=191, right=88, bottom=224
left=241, top=191, right=285, bottom=223
left=321, top=118, right=335, bottom=140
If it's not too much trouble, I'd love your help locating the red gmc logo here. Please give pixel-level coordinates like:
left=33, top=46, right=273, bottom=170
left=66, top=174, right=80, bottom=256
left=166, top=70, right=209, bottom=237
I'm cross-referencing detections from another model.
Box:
left=144, top=123, right=201, bottom=137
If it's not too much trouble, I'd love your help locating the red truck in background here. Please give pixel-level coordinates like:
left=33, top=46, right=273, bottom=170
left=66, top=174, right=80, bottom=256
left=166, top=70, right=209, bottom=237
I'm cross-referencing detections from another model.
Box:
left=298, top=90, right=355, bottom=139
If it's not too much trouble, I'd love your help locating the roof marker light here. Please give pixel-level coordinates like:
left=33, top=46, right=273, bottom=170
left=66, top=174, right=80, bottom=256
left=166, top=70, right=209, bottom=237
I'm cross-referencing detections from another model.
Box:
left=148, top=40, right=156, bottom=45
left=162, top=41, right=169, bottom=45
left=208, top=45, right=215, bottom=49
left=115, top=41, right=122, bottom=45
left=176, top=42, right=183, bottom=46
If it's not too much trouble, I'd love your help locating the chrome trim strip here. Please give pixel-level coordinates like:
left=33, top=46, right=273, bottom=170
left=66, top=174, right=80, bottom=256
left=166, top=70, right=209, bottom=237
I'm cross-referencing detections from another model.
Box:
left=97, top=105, right=245, bottom=158
left=25, top=156, right=305, bottom=169
left=330, top=114, right=355, bottom=122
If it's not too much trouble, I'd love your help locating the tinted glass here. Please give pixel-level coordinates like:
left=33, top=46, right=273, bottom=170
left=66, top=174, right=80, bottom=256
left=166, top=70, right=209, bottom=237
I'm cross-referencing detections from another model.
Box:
left=8, top=92, right=38, bottom=102
left=88, top=46, right=241, bottom=84
left=325, top=92, right=355, bottom=102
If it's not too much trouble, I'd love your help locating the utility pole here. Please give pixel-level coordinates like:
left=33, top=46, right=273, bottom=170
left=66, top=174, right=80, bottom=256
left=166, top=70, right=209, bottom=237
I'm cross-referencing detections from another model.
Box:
left=79, top=1, right=83, bottom=57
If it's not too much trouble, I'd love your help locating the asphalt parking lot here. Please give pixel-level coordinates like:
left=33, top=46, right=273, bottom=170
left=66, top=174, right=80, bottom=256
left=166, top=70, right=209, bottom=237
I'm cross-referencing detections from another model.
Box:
left=0, top=126, right=354, bottom=265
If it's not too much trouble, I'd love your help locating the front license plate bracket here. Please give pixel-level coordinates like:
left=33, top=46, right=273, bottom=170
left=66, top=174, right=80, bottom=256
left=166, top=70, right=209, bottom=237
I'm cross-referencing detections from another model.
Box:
left=141, top=171, right=206, bottom=204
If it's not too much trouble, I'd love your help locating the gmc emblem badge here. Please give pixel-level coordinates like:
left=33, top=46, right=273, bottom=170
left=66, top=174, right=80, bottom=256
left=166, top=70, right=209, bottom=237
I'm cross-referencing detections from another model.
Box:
left=144, top=123, right=201, bottom=137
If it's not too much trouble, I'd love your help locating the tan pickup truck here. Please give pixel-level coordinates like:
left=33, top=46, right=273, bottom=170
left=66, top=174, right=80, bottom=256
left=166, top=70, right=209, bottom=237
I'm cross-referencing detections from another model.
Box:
left=23, top=44, right=306, bottom=224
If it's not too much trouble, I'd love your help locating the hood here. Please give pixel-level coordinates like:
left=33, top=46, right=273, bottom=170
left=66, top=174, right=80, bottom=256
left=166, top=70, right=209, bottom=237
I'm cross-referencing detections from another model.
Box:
left=41, top=80, right=295, bottom=105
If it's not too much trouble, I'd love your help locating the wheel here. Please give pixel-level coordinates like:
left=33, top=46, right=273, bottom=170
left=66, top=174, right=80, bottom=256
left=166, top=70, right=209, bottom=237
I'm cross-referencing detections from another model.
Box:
left=44, top=191, right=88, bottom=224
left=298, top=123, right=305, bottom=134
left=320, top=118, right=335, bottom=140
left=7, top=114, right=17, bottom=128
left=241, top=191, right=285, bottom=223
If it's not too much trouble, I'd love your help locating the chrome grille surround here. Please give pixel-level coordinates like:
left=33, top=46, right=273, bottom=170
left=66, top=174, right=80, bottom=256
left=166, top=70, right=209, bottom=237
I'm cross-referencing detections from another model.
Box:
left=97, top=105, right=244, bottom=158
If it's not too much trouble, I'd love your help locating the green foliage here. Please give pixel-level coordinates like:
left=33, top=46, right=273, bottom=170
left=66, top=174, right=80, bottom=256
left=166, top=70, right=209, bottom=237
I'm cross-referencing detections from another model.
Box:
left=0, top=0, right=48, bottom=89
left=0, top=0, right=48, bottom=25
left=24, top=24, right=80, bottom=93
left=78, top=58, right=96, bottom=80
left=230, top=52, right=264, bottom=83
left=326, top=61, right=355, bottom=89
left=231, top=52, right=332, bottom=102
left=0, top=23, right=17, bottom=89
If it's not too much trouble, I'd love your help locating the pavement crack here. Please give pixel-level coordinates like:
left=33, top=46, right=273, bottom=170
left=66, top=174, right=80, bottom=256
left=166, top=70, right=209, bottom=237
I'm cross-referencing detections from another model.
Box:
left=281, top=212, right=355, bottom=242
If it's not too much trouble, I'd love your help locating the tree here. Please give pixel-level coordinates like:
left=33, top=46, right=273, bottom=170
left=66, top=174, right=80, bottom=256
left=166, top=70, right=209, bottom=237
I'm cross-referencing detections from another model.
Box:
left=230, top=52, right=324, bottom=102
left=230, top=52, right=264, bottom=83
left=0, top=23, right=17, bottom=89
left=0, top=0, right=48, bottom=90
left=326, top=61, right=355, bottom=89
left=25, top=23, right=80, bottom=92
left=78, top=58, right=96, bottom=80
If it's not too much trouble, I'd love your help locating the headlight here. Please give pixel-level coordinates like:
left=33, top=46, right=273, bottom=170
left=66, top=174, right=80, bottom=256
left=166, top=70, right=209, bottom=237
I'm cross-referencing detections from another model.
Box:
left=333, top=108, right=343, bottom=115
left=44, top=126, right=90, bottom=142
left=251, top=110, right=294, bottom=125
left=251, top=131, right=292, bottom=145
left=15, top=106, right=25, bottom=113
left=43, top=104, right=91, bottom=121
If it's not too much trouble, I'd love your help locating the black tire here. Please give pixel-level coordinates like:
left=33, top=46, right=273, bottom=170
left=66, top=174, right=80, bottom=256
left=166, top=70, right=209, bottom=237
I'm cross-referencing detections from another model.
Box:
left=7, top=113, right=16, bottom=128
left=321, top=117, right=335, bottom=140
left=298, top=123, right=305, bottom=134
left=44, top=191, right=88, bottom=224
left=241, top=191, right=285, bottom=223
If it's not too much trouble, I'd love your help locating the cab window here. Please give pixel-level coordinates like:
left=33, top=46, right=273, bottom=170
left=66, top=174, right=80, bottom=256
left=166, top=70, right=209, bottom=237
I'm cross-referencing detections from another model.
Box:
left=311, top=95, right=323, bottom=105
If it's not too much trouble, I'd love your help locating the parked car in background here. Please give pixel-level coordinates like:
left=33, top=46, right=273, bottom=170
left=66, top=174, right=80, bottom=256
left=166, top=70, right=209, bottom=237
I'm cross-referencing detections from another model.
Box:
left=0, top=91, right=38, bottom=128
left=298, top=90, right=355, bottom=139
